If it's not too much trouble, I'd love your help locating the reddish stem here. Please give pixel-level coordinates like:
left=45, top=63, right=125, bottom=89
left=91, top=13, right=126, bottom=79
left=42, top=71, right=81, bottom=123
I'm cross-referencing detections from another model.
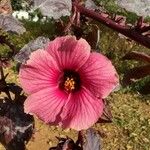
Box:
left=76, top=11, right=81, bottom=26
left=140, top=26, right=150, bottom=33
left=74, top=3, right=150, bottom=49
left=63, top=6, right=77, bottom=33
left=136, top=16, right=144, bottom=29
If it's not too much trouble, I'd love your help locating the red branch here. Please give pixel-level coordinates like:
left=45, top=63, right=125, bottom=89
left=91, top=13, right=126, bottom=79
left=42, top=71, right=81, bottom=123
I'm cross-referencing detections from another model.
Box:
left=140, top=26, right=150, bottom=33
left=74, top=3, right=150, bottom=49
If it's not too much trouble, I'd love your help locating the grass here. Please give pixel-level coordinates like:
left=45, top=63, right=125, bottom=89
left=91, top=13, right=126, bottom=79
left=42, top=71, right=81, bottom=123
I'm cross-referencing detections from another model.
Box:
left=99, top=91, right=150, bottom=150
left=0, top=19, right=150, bottom=150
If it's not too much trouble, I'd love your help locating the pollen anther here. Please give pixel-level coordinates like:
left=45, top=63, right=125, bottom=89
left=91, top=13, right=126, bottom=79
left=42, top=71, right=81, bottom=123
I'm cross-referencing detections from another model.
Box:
left=64, top=77, right=76, bottom=91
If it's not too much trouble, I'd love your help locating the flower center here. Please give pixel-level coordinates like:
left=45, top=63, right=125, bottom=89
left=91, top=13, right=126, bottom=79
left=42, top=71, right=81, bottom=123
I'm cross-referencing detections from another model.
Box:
left=64, top=77, right=75, bottom=91
left=60, top=70, right=81, bottom=93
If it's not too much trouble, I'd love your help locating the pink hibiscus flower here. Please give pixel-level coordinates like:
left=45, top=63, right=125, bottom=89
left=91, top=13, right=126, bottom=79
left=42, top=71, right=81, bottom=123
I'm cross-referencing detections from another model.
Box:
left=19, top=36, right=119, bottom=131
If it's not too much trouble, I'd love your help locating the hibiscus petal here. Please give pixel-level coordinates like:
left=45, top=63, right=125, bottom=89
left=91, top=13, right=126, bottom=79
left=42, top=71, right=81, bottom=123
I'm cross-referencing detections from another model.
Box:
left=60, top=87, right=103, bottom=131
left=79, top=52, right=119, bottom=98
left=46, top=36, right=91, bottom=70
left=19, top=49, right=61, bottom=94
left=24, top=87, right=68, bottom=124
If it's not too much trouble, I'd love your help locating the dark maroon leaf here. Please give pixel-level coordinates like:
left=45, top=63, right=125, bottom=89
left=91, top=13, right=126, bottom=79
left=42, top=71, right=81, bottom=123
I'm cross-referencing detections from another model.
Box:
left=76, top=131, right=84, bottom=148
left=83, top=128, right=101, bottom=150
left=7, top=83, right=22, bottom=96
left=49, top=129, right=101, bottom=150
left=0, top=97, right=34, bottom=150
left=49, top=137, right=74, bottom=150
left=123, top=65, right=150, bottom=85
left=85, top=24, right=100, bottom=50
left=123, top=51, right=150, bottom=63
left=0, top=98, right=9, bottom=116
left=62, top=138, right=76, bottom=150
left=49, top=136, right=82, bottom=150
left=139, top=81, right=150, bottom=95
left=97, top=99, right=113, bottom=123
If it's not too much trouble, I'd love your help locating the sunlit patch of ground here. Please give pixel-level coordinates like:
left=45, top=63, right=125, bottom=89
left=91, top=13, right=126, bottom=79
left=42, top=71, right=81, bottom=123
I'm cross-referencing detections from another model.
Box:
left=99, top=92, right=150, bottom=150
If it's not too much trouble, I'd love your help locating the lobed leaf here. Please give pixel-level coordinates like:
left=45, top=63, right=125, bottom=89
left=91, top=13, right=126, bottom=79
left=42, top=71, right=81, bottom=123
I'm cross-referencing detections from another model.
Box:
left=0, top=98, right=34, bottom=150
left=0, top=14, right=26, bottom=34
left=15, top=36, right=50, bottom=64
left=97, top=99, right=113, bottom=123
left=49, top=137, right=82, bottom=150
left=123, top=65, right=150, bottom=85
left=83, top=128, right=101, bottom=150
left=117, top=0, right=150, bottom=17
left=33, top=0, right=72, bottom=19
left=139, top=81, right=150, bottom=95
left=123, top=51, right=150, bottom=63
left=86, top=24, right=100, bottom=50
